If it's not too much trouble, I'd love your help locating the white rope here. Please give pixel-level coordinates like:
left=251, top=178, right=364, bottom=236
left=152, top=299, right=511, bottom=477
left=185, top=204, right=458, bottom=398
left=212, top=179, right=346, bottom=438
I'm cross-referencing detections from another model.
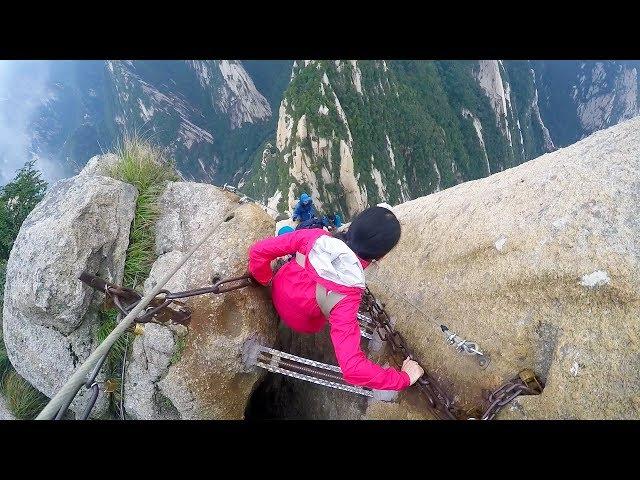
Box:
left=36, top=208, right=234, bottom=420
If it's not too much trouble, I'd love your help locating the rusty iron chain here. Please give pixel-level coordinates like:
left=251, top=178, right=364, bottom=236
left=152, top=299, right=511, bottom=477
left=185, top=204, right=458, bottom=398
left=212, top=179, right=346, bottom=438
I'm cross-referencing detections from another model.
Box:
left=361, top=287, right=459, bottom=419
left=58, top=272, right=255, bottom=420
left=79, top=271, right=254, bottom=326
left=78, top=271, right=542, bottom=420
left=361, top=287, right=543, bottom=420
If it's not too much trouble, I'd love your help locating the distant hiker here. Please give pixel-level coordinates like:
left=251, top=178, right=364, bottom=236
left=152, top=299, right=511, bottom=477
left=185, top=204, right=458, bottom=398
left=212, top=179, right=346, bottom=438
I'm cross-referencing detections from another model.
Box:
left=292, top=193, right=315, bottom=222
left=326, top=213, right=342, bottom=229
left=295, top=212, right=343, bottom=232
left=248, top=206, right=424, bottom=391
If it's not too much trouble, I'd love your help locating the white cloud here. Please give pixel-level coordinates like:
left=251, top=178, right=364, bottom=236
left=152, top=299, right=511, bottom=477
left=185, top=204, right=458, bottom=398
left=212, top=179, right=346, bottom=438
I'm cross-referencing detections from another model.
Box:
left=0, top=60, right=64, bottom=185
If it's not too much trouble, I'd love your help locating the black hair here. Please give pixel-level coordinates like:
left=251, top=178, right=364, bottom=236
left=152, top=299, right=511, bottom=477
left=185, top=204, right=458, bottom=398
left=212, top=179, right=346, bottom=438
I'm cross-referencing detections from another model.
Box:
left=334, top=206, right=401, bottom=260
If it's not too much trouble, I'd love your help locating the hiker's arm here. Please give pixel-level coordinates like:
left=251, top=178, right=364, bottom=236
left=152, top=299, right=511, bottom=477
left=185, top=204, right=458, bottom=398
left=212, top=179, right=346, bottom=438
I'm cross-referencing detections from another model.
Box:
left=248, top=230, right=306, bottom=285
left=292, top=202, right=301, bottom=221
left=328, top=294, right=411, bottom=391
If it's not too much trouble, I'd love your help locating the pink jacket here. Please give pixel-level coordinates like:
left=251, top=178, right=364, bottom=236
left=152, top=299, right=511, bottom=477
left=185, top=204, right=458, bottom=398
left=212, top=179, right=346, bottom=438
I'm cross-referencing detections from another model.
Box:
left=248, top=228, right=410, bottom=391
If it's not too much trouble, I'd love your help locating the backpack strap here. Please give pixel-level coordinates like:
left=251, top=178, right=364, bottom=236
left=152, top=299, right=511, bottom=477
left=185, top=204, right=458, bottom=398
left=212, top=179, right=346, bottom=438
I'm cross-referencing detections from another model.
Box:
left=295, top=251, right=346, bottom=319
left=295, top=251, right=306, bottom=268
left=315, top=284, right=346, bottom=319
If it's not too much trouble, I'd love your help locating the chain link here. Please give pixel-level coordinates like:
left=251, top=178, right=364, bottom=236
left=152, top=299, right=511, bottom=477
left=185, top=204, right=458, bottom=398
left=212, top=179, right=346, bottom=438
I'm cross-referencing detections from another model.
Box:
left=79, top=271, right=254, bottom=326
left=78, top=271, right=543, bottom=420
left=362, top=287, right=543, bottom=420
left=62, top=272, right=255, bottom=420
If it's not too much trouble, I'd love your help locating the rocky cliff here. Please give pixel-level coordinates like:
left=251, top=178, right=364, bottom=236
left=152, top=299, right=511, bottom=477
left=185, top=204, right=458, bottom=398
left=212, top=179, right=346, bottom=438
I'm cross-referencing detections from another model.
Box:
left=2, top=115, right=640, bottom=420
left=242, top=60, right=558, bottom=218
left=1, top=154, right=278, bottom=419
left=534, top=60, right=640, bottom=147
left=124, top=181, right=277, bottom=419
left=364, top=116, right=640, bottom=419
left=0, top=60, right=292, bottom=184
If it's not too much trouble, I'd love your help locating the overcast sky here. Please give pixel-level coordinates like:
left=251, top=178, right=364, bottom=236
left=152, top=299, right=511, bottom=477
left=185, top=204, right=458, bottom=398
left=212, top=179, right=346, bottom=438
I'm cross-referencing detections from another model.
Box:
left=0, top=60, right=64, bottom=186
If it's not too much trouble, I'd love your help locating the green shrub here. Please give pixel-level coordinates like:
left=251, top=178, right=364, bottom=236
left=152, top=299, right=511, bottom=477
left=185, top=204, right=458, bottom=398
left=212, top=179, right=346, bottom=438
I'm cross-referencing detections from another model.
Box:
left=0, top=160, right=47, bottom=260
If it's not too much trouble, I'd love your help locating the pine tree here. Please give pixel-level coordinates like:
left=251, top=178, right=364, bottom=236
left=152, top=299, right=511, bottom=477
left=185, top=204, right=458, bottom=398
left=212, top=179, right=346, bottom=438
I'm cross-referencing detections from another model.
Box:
left=0, top=160, right=48, bottom=261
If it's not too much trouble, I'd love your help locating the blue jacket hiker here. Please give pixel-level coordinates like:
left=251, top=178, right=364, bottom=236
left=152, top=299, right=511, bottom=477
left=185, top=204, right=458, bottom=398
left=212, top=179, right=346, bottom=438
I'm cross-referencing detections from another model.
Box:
left=292, top=193, right=315, bottom=222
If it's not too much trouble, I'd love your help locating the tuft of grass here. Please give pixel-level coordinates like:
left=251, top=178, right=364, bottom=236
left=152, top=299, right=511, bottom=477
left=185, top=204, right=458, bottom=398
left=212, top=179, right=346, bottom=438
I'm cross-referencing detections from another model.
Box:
left=1, top=370, right=49, bottom=419
left=0, top=333, right=10, bottom=384
left=97, top=308, right=129, bottom=366
left=2, top=318, right=49, bottom=419
left=170, top=335, right=187, bottom=366
left=108, top=136, right=179, bottom=288
left=96, top=136, right=179, bottom=419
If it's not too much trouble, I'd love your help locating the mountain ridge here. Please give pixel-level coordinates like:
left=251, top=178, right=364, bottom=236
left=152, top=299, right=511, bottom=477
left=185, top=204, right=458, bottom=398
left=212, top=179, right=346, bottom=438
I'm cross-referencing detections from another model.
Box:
left=2, top=60, right=638, bottom=216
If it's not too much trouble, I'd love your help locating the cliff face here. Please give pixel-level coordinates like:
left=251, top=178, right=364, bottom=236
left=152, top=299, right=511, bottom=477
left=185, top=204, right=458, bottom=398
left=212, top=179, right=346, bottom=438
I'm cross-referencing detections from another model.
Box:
left=1, top=155, right=278, bottom=419
left=250, top=116, right=640, bottom=420
left=104, top=60, right=290, bottom=183
left=3, top=115, right=640, bottom=420
left=365, top=116, right=640, bottom=419
left=124, top=182, right=278, bottom=419
left=533, top=60, right=640, bottom=147
left=0, top=60, right=292, bottom=184
left=4, top=59, right=639, bottom=206
left=242, top=60, right=557, bottom=219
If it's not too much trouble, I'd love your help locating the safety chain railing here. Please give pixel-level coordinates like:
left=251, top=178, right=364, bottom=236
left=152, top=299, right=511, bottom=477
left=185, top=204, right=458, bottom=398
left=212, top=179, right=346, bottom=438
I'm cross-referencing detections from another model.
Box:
left=52, top=271, right=255, bottom=420
left=60, top=270, right=542, bottom=420
left=361, top=287, right=544, bottom=420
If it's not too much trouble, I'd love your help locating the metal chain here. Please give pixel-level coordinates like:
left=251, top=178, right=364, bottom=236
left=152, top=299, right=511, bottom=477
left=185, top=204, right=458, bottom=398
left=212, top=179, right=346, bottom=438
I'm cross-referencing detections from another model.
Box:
left=54, top=272, right=256, bottom=420
left=361, top=288, right=460, bottom=419
left=79, top=271, right=254, bottom=327
left=362, top=287, right=543, bottom=420
left=74, top=271, right=543, bottom=420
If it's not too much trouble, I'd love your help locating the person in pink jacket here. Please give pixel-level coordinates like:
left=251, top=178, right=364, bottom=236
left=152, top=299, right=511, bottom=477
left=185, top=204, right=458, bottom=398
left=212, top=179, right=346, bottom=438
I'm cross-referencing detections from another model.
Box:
left=248, top=206, right=424, bottom=391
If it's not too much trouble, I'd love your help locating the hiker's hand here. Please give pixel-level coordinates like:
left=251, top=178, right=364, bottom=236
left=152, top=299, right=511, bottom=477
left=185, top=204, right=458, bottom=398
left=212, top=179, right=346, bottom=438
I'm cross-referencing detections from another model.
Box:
left=401, top=357, right=424, bottom=385
left=244, top=271, right=257, bottom=286
left=244, top=269, right=268, bottom=287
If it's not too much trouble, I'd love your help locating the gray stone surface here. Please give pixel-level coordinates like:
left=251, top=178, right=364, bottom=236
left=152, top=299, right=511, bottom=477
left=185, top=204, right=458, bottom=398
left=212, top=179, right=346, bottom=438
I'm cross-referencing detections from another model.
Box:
left=2, top=172, right=137, bottom=416
left=124, top=182, right=278, bottom=419
left=0, top=395, right=15, bottom=420
left=364, top=116, right=640, bottom=419
left=78, top=153, right=121, bottom=177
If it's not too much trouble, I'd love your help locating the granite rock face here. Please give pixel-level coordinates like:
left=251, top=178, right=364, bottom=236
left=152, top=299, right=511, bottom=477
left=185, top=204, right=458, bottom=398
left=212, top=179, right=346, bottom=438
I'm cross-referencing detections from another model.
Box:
left=364, top=117, right=640, bottom=419
left=124, top=182, right=279, bottom=419
left=2, top=166, right=137, bottom=416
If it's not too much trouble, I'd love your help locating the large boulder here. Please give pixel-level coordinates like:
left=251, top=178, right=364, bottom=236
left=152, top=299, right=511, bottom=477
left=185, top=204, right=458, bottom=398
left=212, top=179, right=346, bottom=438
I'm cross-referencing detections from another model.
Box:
left=1, top=169, right=137, bottom=416
left=124, top=182, right=278, bottom=419
left=364, top=116, right=640, bottom=419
